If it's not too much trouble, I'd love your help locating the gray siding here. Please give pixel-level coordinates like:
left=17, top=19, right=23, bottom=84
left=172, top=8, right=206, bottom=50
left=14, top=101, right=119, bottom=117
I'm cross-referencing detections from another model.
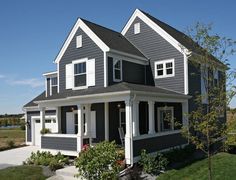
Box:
left=41, top=136, right=77, bottom=151
left=46, top=78, right=50, bottom=96
left=59, top=27, right=104, bottom=92
left=133, top=133, right=187, bottom=156
left=26, top=110, right=56, bottom=142
left=125, top=17, right=185, bottom=93
left=108, top=57, right=146, bottom=85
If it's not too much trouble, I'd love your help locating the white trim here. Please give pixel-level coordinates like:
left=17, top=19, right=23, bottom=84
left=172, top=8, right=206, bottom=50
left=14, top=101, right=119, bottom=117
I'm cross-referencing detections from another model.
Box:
left=40, top=148, right=78, bottom=157
left=121, top=9, right=189, bottom=54
left=72, top=58, right=88, bottom=90
left=57, top=63, right=60, bottom=93
left=133, top=130, right=181, bottom=141
left=134, top=22, right=140, bottom=34
left=54, top=18, right=109, bottom=64
left=43, top=71, right=57, bottom=77
left=76, top=35, right=82, bottom=48
left=154, top=59, right=175, bottom=79
left=184, top=54, right=189, bottom=95
left=157, top=106, right=174, bottom=132
left=104, top=52, right=108, bottom=87
left=43, top=133, right=77, bottom=138
left=113, top=59, right=123, bottom=82
left=104, top=102, right=109, bottom=141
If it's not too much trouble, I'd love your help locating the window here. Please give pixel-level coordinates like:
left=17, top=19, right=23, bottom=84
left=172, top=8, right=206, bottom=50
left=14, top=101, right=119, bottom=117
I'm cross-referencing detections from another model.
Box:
left=155, top=59, right=175, bottom=79
left=201, top=65, right=208, bottom=104
left=134, top=23, right=140, bottom=34
left=113, top=59, right=122, bottom=82
left=214, top=69, right=219, bottom=87
left=158, top=107, right=174, bottom=132
left=51, top=77, right=57, bottom=86
left=74, top=62, right=86, bottom=87
left=45, top=119, right=52, bottom=123
left=76, top=35, right=82, bottom=48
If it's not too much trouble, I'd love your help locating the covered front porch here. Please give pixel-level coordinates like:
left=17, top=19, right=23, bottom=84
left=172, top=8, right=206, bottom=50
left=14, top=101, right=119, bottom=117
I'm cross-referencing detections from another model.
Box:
left=36, top=87, right=190, bottom=164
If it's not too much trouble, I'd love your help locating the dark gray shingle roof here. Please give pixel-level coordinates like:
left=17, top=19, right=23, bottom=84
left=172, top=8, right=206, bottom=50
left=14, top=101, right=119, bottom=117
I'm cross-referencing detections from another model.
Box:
left=81, top=18, right=146, bottom=59
left=24, top=82, right=188, bottom=107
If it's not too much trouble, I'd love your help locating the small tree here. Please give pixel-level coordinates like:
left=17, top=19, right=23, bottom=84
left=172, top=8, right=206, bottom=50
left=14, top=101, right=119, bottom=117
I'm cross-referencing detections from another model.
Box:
left=181, top=22, right=236, bottom=180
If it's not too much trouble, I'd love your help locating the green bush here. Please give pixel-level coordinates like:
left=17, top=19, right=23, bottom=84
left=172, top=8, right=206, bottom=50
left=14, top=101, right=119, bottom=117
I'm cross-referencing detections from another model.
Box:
left=40, top=128, right=51, bottom=134
left=20, top=123, right=26, bottom=130
left=75, top=141, right=123, bottom=180
left=23, top=151, right=69, bottom=171
left=139, top=149, right=168, bottom=175
left=6, top=140, right=15, bottom=148
left=163, top=144, right=195, bottom=164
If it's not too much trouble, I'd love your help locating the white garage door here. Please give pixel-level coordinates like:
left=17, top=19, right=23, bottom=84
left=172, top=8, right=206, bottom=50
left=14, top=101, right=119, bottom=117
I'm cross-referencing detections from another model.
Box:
left=34, top=119, right=41, bottom=146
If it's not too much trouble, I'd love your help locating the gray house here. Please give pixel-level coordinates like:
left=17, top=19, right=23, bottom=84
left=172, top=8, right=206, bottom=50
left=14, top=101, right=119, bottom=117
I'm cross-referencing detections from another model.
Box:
left=23, top=9, right=226, bottom=165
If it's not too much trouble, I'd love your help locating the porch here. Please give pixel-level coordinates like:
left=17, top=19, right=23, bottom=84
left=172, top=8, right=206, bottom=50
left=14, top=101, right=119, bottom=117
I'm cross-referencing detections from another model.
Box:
left=36, top=84, right=190, bottom=164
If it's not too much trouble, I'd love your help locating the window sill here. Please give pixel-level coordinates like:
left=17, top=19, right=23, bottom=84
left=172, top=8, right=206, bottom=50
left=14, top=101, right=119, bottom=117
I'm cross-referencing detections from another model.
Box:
left=155, top=74, right=175, bottom=79
left=133, top=130, right=181, bottom=141
left=72, top=86, right=88, bottom=90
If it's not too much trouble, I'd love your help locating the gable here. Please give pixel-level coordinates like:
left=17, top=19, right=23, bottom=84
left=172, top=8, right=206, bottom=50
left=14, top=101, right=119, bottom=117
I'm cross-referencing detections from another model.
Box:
left=54, top=18, right=109, bottom=64
left=122, top=9, right=188, bottom=55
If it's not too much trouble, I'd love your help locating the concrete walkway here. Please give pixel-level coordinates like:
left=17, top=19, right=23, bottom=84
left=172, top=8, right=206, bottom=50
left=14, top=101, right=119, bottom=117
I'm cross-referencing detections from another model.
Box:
left=0, top=145, right=40, bottom=169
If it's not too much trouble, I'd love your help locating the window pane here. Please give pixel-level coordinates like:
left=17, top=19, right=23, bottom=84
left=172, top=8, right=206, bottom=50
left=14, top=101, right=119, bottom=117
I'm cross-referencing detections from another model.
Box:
left=74, top=74, right=86, bottom=87
left=156, top=64, right=163, bottom=69
left=51, top=77, right=57, bottom=86
left=115, top=69, right=121, bottom=79
left=157, top=70, right=163, bottom=76
left=114, top=60, right=121, bottom=69
left=166, top=68, right=173, bottom=75
left=166, top=62, right=172, bottom=68
left=163, top=110, right=172, bottom=131
left=75, top=62, right=86, bottom=74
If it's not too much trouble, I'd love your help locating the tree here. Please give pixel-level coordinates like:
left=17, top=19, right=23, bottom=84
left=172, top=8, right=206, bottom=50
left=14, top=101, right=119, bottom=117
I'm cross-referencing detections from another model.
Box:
left=181, top=22, right=236, bottom=180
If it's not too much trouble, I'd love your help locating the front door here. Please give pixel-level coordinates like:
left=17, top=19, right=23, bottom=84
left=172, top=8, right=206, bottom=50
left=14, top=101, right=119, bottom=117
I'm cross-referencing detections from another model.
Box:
left=66, top=112, right=75, bottom=134
left=34, top=119, right=41, bottom=146
left=119, top=108, right=126, bottom=134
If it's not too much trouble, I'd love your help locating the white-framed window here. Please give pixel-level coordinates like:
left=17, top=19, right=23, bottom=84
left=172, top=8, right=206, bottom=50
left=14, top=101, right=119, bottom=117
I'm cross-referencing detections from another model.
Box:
left=158, top=107, right=174, bottom=132
left=73, top=59, right=87, bottom=88
left=113, top=59, right=122, bottom=82
left=154, top=59, right=175, bottom=79
left=134, top=22, right=140, bottom=34
left=51, top=77, right=57, bottom=87
left=76, top=35, right=82, bottom=48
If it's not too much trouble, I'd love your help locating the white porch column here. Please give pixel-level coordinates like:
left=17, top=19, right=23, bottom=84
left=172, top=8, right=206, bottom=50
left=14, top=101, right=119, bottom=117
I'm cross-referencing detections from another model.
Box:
left=132, top=101, right=140, bottom=136
left=125, top=99, right=133, bottom=165
left=40, top=107, right=45, bottom=130
left=56, top=107, right=61, bottom=133
left=85, top=104, right=92, bottom=143
left=77, top=104, right=84, bottom=153
left=104, top=102, right=109, bottom=141
left=148, top=101, right=155, bottom=134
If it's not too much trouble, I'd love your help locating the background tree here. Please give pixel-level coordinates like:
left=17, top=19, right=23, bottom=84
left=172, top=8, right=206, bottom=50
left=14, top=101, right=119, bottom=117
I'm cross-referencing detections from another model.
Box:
left=182, top=22, right=236, bottom=180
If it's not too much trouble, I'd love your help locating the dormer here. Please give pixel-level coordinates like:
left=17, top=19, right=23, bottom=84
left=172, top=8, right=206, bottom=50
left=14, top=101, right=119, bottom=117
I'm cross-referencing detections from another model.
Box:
left=43, top=71, right=58, bottom=97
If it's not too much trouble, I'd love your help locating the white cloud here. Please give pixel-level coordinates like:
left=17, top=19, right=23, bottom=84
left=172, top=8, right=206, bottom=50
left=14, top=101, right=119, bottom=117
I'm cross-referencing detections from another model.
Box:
left=7, top=78, right=44, bottom=88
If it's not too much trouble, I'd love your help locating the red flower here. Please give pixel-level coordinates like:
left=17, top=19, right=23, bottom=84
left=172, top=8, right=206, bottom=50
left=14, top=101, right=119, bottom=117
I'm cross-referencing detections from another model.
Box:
left=82, top=144, right=90, bottom=151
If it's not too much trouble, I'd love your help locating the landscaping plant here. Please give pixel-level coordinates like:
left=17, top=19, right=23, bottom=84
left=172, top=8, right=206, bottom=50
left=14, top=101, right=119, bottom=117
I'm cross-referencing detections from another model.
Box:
left=75, top=141, right=123, bottom=180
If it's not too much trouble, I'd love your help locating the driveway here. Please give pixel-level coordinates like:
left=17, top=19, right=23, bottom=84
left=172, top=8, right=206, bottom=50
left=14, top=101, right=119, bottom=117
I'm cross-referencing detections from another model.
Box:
left=0, top=146, right=40, bottom=169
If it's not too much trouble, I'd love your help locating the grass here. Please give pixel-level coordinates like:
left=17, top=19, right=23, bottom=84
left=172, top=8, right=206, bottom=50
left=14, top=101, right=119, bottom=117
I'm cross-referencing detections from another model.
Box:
left=0, top=165, right=47, bottom=180
left=158, top=152, right=236, bottom=180
left=0, top=128, right=25, bottom=150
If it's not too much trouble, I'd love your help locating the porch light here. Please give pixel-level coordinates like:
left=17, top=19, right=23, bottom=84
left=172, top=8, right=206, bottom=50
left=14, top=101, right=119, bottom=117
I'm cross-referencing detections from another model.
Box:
left=71, top=107, right=74, bottom=111
left=117, top=103, right=121, bottom=108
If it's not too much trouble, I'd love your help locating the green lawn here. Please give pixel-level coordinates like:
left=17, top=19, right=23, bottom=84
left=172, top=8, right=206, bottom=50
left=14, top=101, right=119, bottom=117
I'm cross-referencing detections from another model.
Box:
left=0, top=128, right=25, bottom=149
left=158, top=153, right=236, bottom=180
left=0, top=166, right=47, bottom=180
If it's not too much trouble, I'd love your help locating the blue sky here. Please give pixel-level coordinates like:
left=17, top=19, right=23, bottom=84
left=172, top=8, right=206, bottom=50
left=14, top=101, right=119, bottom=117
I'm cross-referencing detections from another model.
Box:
left=0, top=0, right=235, bottom=114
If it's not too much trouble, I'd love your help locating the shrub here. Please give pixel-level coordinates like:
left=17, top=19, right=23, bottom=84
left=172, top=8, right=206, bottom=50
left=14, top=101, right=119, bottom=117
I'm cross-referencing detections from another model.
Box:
left=40, top=128, right=51, bottom=134
left=163, top=144, right=195, bottom=164
left=75, top=141, right=123, bottom=180
left=6, top=140, right=15, bottom=148
left=139, top=149, right=168, bottom=175
left=24, top=151, right=69, bottom=171
left=20, top=122, right=26, bottom=130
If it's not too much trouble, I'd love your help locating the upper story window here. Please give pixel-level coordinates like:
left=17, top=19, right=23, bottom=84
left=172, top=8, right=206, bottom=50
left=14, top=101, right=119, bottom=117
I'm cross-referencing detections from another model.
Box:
left=213, top=69, right=219, bottom=87
left=113, top=59, right=122, bottom=82
left=154, top=59, right=175, bottom=79
left=51, top=77, right=58, bottom=87
left=134, top=23, right=140, bottom=34
left=76, top=35, right=82, bottom=48
left=74, top=61, right=86, bottom=87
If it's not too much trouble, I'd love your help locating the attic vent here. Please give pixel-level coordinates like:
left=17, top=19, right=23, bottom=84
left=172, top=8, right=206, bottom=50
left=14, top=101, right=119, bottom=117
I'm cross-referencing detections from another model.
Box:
left=134, top=23, right=140, bottom=34
left=76, top=35, right=82, bottom=48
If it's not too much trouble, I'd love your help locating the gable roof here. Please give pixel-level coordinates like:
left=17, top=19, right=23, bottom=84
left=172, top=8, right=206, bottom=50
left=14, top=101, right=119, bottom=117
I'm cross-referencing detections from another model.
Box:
left=23, top=91, right=46, bottom=108
left=54, top=18, right=147, bottom=64
left=81, top=19, right=146, bottom=59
